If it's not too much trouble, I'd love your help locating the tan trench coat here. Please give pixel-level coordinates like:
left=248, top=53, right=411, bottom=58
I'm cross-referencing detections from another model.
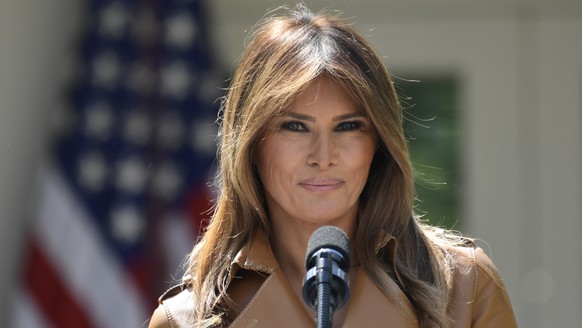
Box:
left=149, top=229, right=517, bottom=327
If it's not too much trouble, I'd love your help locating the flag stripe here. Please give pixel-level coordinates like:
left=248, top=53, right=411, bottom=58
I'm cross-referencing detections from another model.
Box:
left=34, top=165, right=148, bottom=328
left=12, top=287, right=52, bottom=328
left=24, top=240, right=94, bottom=328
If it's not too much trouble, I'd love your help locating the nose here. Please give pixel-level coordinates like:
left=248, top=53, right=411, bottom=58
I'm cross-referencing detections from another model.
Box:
left=306, top=131, right=338, bottom=169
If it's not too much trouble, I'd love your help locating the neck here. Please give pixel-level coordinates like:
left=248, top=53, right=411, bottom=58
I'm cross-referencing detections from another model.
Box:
left=268, top=218, right=359, bottom=327
left=269, top=219, right=358, bottom=284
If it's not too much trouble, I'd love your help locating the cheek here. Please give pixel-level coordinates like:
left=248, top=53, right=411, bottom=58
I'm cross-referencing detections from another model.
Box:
left=343, top=138, right=377, bottom=171
left=255, top=139, right=295, bottom=189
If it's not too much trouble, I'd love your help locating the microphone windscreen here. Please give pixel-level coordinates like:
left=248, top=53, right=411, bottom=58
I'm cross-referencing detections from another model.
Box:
left=305, top=226, right=350, bottom=266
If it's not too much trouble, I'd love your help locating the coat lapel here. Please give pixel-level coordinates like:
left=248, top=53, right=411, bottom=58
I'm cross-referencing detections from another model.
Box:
left=228, top=229, right=313, bottom=328
left=228, top=269, right=314, bottom=328
left=342, top=268, right=419, bottom=327
left=229, top=229, right=418, bottom=327
left=228, top=265, right=419, bottom=327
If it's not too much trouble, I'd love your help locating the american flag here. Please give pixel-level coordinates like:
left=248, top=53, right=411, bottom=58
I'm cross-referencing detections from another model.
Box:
left=12, top=0, right=222, bottom=326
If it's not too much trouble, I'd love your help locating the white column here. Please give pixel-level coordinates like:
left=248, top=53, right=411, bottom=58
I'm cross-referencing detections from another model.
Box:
left=538, top=17, right=582, bottom=327
left=0, top=0, right=85, bottom=325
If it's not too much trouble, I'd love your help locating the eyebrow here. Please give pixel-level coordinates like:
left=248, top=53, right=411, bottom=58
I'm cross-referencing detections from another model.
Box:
left=282, top=112, right=367, bottom=122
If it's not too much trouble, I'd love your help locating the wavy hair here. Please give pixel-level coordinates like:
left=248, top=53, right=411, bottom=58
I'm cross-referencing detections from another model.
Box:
left=187, top=4, right=465, bottom=327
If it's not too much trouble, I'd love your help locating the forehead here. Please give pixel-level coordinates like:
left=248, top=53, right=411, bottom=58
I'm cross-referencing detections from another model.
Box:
left=286, top=76, right=361, bottom=114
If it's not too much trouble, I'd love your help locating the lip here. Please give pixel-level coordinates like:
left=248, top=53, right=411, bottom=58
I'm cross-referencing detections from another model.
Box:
left=298, top=178, right=344, bottom=192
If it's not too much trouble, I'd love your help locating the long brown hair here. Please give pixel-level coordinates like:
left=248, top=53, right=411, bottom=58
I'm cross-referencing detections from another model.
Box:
left=188, top=4, right=463, bottom=327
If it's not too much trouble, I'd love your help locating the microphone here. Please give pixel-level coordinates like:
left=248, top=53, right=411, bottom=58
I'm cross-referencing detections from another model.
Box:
left=302, top=226, right=350, bottom=328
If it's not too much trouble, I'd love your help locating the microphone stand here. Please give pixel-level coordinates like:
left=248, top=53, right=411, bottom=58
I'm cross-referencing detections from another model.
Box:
left=304, top=249, right=349, bottom=328
left=315, top=253, right=333, bottom=328
left=302, top=226, right=350, bottom=328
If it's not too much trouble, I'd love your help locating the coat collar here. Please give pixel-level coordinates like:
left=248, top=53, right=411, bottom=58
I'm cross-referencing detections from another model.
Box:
left=232, top=227, right=279, bottom=274
left=228, top=228, right=419, bottom=327
left=232, top=227, right=398, bottom=274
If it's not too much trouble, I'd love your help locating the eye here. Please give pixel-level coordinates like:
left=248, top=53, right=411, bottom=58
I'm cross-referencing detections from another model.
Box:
left=280, top=121, right=308, bottom=132
left=336, top=121, right=363, bottom=131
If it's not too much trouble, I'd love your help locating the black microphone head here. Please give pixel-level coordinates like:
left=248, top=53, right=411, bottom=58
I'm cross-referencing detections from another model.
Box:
left=305, top=225, right=350, bottom=268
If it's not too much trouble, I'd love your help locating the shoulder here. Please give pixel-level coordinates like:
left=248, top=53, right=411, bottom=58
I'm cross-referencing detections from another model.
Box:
left=147, top=280, right=196, bottom=328
left=450, top=245, right=508, bottom=293
left=449, top=245, right=506, bottom=296
left=148, top=304, right=172, bottom=328
left=448, top=245, right=517, bottom=326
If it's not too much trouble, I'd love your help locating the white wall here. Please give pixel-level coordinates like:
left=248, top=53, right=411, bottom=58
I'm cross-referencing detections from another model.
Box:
left=210, top=1, right=580, bottom=326
left=0, top=0, right=85, bottom=323
left=0, top=0, right=580, bottom=327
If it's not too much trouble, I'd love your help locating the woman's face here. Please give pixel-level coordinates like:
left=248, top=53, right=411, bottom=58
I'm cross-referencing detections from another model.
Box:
left=255, top=77, right=377, bottom=229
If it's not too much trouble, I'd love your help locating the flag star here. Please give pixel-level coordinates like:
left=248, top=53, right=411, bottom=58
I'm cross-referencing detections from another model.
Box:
left=152, top=161, right=183, bottom=200
left=123, top=110, right=152, bottom=146
left=165, top=12, right=198, bottom=49
left=110, top=205, right=145, bottom=244
left=98, top=1, right=129, bottom=39
left=92, top=51, right=122, bottom=89
left=191, top=119, right=217, bottom=155
left=77, top=151, right=108, bottom=192
left=115, top=156, right=149, bottom=194
left=84, top=101, right=114, bottom=141
left=157, top=111, right=184, bottom=149
left=160, top=61, right=192, bottom=99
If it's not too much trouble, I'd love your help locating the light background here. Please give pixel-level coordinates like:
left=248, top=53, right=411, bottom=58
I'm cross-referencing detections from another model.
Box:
left=1, top=1, right=580, bottom=326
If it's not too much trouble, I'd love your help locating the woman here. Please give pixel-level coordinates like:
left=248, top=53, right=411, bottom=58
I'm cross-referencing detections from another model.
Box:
left=149, top=4, right=517, bottom=328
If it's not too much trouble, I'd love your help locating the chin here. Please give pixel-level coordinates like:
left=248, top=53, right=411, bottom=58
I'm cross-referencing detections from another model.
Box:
left=301, top=213, right=346, bottom=226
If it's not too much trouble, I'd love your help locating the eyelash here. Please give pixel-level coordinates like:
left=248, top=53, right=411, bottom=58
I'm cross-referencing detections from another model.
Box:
left=280, top=121, right=307, bottom=131
left=336, top=121, right=363, bottom=131
left=279, top=120, right=365, bottom=132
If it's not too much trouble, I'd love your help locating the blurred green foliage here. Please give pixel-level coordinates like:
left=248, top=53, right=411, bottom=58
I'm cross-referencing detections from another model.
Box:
left=398, top=77, right=461, bottom=230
